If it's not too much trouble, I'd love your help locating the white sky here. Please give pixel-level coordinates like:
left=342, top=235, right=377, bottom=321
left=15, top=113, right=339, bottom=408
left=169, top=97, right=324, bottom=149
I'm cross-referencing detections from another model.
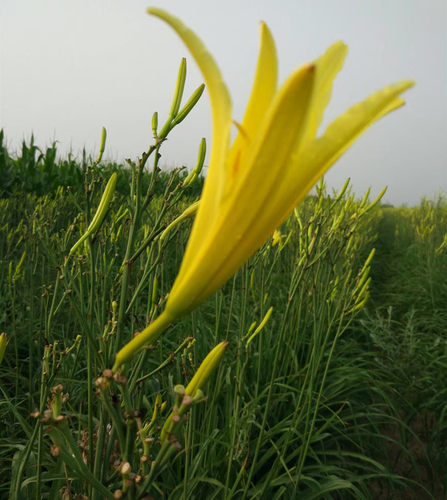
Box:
left=1, top=0, right=446, bottom=205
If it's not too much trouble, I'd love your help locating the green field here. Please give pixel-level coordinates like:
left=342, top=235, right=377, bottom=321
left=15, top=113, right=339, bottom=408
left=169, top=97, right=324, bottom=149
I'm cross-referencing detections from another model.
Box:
left=0, top=134, right=446, bottom=499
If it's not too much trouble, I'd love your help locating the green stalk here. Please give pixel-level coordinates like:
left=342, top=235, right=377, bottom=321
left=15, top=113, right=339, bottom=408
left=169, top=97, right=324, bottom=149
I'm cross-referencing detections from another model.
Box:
left=98, top=388, right=126, bottom=453
left=11, top=359, right=54, bottom=500
left=87, top=238, right=96, bottom=492
left=115, top=162, right=141, bottom=353
left=241, top=259, right=306, bottom=498
left=92, top=411, right=106, bottom=500
left=35, top=273, right=61, bottom=499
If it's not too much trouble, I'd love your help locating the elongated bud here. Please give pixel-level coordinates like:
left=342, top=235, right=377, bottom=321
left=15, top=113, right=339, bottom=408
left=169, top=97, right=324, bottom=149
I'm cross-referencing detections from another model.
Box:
left=69, top=172, right=117, bottom=257
left=64, top=335, right=82, bottom=356
left=154, top=392, right=163, bottom=406
left=183, top=138, right=206, bottom=186
left=360, top=187, right=371, bottom=208
left=364, top=186, right=387, bottom=213
left=169, top=58, right=187, bottom=118
left=159, top=201, right=199, bottom=243
left=436, top=233, right=447, bottom=255
left=346, top=292, right=370, bottom=315
left=333, top=178, right=350, bottom=205
left=158, top=59, right=187, bottom=139
left=360, top=248, right=375, bottom=275
left=356, top=276, right=371, bottom=303
left=8, top=262, right=12, bottom=284
left=0, top=333, right=8, bottom=365
left=152, top=112, right=158, bottom=138
left=246, top=307, right=273, bottom=347
left=160, top=343, right=228, bottom=444
left=185, top=341, right=228, bottom=398
left=96, top=127, right=107, bottom=163
left=171, top=84, right=205, bottom=127
left=13, top=251, right=26, bottom=281
left=151, top=278, right=158, bottom=306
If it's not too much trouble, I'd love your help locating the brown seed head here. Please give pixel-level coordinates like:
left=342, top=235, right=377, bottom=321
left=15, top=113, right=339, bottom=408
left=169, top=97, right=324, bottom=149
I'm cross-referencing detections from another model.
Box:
left=50, top=445, right=61, bottom=456
left=120, top=461, right=131, bottom=475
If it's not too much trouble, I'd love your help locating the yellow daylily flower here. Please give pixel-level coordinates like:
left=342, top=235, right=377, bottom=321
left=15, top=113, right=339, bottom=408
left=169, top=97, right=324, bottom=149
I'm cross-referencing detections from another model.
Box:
left=112, top=8, right=413, bottom=371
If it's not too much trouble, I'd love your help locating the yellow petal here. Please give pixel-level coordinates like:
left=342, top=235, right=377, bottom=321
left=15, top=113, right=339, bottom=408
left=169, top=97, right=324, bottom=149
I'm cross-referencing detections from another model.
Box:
left=275, top=80, right=415, bottom=221
left=166, top=64, right=316, bottom=313
left=239, top=22, right=278, bottom=140
left=225, top=22, right=278, bottom=191
left=303, top=41, right=348, bottom=143
left=147, top=7, right=232, bottom=266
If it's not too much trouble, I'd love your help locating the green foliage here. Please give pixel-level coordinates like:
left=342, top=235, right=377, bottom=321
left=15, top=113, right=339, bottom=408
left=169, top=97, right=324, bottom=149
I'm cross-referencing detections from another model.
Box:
left=0, top=124, right=446, bottom=497
left=0, top=129, right=204, bottom=199
left=0, top=130, right=83, bottom=197
left=1, top=145, right=445, bottom=497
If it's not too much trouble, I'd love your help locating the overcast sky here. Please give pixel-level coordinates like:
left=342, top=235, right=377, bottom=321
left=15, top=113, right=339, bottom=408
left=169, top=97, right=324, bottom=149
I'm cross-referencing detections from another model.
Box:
left=1, top=0, right=446, bottom=205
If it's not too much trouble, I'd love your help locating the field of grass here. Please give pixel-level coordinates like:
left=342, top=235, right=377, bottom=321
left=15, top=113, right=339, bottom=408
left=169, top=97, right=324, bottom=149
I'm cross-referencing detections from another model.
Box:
left=0, top=134, right=446, bottom=499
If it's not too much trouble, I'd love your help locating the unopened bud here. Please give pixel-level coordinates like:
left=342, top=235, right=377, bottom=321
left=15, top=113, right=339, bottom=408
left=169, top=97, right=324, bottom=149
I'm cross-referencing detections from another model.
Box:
left=171, top=84, right=205, bottom=127
left=173, top=384, right=185, bottom=397
left=245, top=307, right=273, bottom=348
left=185, top=341, right=228, bottom=398
left=152, top=111, right=158, bottom=138
left=0, top=333, right=8, bottom=365
left=183, top=138, right=206, bottom=186
left=68, top=173, right=117, bottom=257
left=159, top=201, right=199, bottom=243
left=96, top=127, right=107, bottom=163
left=151, top=278, right=158, bottom=306
left=169, top=58, right=187, bottom=118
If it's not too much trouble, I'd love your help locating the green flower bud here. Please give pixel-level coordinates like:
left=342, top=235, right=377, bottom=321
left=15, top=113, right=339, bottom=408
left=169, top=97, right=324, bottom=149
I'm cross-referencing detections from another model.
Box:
left=96, top=127, right=107, bottom=163
left=158, top=58, right=187, bottom=139
left=0, top=333, right=8, bottom=365
left=159, top=201, right=199, bottom=243
left=171, top=84, right=205, bottom=127
left=152, top=111, right=158, bottom=138
left=184, top=341, right=228, bottom=398
left=183, top=138, right=206, bottom=186
left=245, top=307, right=273, bottom=348
left=169, top=58, right=187, bottom=118
left=68, top=172, right=117, bottom=257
